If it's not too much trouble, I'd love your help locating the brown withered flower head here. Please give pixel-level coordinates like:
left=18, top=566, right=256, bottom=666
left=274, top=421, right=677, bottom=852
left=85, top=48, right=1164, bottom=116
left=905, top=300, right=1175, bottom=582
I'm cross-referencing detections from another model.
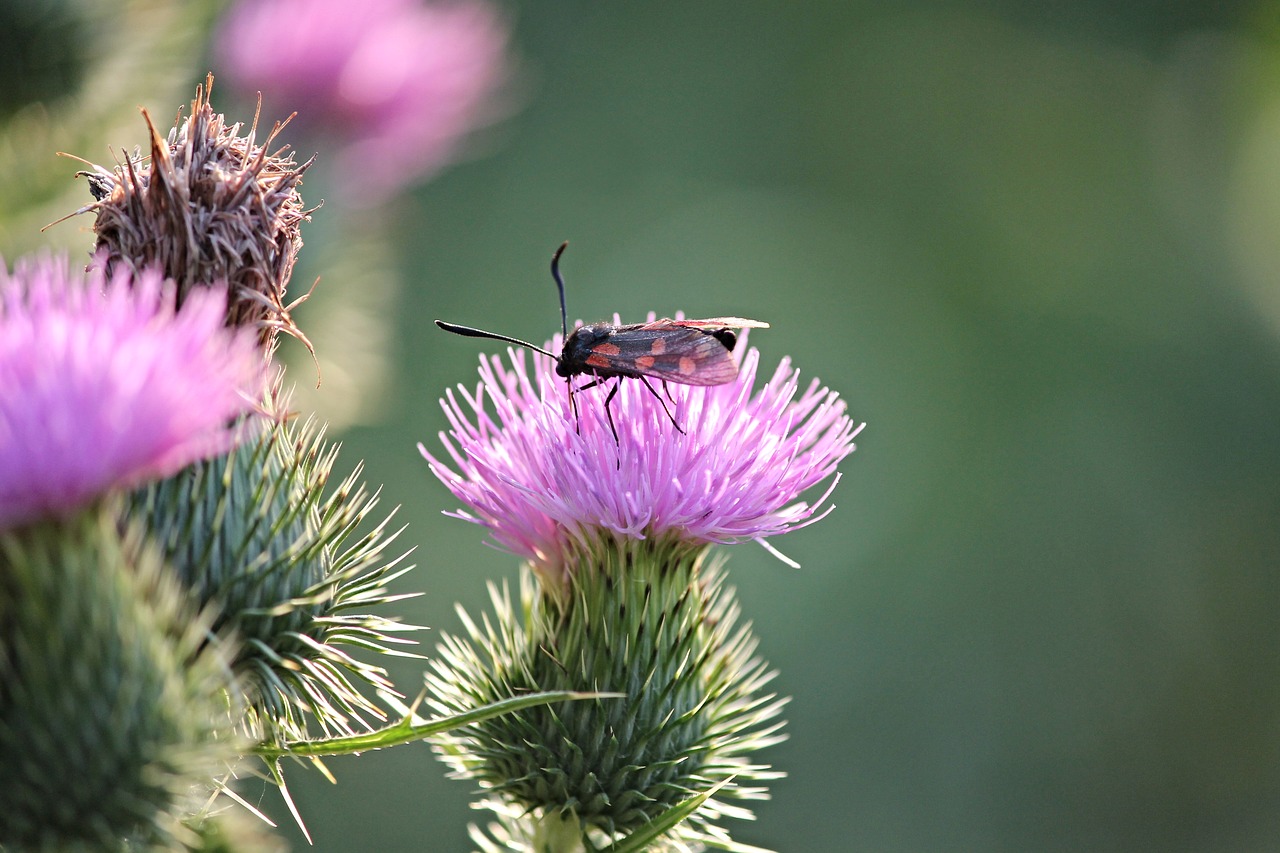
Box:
left=74, top=74, right=315, bottom=354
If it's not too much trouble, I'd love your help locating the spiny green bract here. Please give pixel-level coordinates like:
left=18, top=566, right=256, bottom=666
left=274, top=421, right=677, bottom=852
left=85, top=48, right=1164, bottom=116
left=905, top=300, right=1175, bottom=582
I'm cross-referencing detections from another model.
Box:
left=0, top=508, right=242, bottom=852
left=130, top=412, right=416, bottom=743
left=428, top=538, right=787, bottom=852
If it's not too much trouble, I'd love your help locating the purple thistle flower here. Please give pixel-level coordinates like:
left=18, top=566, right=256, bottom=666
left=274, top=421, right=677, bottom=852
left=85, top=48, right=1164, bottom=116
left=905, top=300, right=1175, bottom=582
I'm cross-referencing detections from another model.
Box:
left=421, top=323, right=861, bottom=583
left=0, top=254, right=264, bottom=529
left=216, top=0, right=512, bottom=206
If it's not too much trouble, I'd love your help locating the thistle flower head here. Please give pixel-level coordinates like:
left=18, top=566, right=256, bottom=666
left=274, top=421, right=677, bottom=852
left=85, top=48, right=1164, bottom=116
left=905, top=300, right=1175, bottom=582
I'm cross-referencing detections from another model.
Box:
left=0, top=253, right=263, bottom=531
left=422, top=324, right=860, bottom=588
left=425, top=318, right=858, bottom=849
left=216, top=0, right=512, bottom=205
left=76, top=75, right=313, bottom=350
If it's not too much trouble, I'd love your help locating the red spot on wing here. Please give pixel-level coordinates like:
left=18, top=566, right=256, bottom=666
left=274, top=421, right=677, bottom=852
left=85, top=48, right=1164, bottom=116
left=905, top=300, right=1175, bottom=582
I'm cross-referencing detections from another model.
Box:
left=593, top=342, right=621, bottom=356
left=586, top=353, right=611, bottom=369
left=650, top=338, right=667, bottom=355
left=679, top=356, right=698, bottom=375
left=635, top=355, right=656, bottom=369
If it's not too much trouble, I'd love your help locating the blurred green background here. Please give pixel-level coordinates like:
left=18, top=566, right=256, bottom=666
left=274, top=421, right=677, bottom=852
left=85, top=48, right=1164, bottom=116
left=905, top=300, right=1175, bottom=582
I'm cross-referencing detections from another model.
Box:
left=6, top=0, right=1280, bottom=850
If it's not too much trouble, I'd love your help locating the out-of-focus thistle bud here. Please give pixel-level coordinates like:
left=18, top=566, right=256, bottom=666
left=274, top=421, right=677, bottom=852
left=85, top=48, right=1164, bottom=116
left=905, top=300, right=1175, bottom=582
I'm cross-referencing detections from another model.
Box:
left=131, top=402, right=417, bottom=744
left=0, top=508, right=243, bottom=852
left=75, top=74, right=314, bottom=353
left=215, top=0, right=515, bottom=207
left=184, top=807, right=290, bottom=853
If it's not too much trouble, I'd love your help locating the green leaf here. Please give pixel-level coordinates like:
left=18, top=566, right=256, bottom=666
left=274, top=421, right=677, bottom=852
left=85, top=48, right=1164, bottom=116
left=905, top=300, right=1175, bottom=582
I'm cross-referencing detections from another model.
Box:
left=254, top=690, right=622, bottom=761
left=603, top=778, right=734, bottom=853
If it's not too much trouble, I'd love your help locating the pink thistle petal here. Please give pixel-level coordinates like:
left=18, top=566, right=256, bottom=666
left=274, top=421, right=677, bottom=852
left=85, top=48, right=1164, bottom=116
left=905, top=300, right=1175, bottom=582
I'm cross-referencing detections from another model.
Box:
left=0, top=254, right=265, bottom=529
left=421, top=324, right=862, bottom=580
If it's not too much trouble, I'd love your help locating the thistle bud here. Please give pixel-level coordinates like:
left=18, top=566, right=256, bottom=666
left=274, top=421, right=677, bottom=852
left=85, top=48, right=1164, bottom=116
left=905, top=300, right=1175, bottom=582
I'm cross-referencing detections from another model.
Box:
left=78, top=74, right=313, bottom=352
left=131, top=408, right=416, bottom=743
left=428, top=545, right=786, bottom=851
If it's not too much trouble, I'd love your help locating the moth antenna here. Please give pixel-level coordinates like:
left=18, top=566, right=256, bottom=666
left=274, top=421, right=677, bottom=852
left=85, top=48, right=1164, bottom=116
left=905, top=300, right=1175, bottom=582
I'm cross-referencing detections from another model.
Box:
left=551, top=241, right=570, bottom=339
left=434, top=320, right=559, bottom=360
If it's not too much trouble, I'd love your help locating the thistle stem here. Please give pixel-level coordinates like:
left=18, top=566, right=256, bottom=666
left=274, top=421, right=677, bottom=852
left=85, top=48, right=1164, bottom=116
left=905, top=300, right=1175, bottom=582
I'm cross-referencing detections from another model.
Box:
left=531, top=812, right=590, bottom=853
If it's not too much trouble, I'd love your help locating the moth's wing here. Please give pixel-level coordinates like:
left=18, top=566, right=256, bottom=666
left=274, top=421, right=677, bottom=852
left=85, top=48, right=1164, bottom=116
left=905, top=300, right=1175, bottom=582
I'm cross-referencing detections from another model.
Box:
left=655, top=317, right=771, bottom=331
left=583, top=326, right=740, bottom=386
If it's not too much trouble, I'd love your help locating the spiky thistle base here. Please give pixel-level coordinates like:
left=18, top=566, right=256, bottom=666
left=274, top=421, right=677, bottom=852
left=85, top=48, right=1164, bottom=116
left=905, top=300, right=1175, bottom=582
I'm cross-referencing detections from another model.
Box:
left=428, top=538, right=787, bottom=852
left=0, top=507, right=242, bottom=852
left=129, top=412, right=416, bottom=745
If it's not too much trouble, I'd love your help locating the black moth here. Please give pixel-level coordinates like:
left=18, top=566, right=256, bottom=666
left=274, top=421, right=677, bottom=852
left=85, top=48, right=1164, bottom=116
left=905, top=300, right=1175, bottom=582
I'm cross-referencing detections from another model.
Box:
left=435, top=243, right=769, bottom=442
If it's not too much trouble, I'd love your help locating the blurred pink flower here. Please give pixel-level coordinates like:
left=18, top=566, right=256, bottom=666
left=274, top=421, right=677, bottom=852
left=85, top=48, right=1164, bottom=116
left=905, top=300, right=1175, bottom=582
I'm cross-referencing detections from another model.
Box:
left=421, top=324, right=862, bottom=582
left=216, top=0, right=512, bottom=205
left=0, top=255, right=264, bottom=529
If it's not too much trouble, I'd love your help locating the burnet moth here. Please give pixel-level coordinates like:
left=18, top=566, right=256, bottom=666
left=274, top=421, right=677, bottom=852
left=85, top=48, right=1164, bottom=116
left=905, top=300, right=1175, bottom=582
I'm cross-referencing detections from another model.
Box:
left=435, top=243, right=769, bottom=442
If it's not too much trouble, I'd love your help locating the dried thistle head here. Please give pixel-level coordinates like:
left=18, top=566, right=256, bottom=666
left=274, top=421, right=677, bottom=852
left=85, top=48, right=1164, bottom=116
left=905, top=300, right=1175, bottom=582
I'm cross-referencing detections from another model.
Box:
left=77, top=73, right=315, bottom=353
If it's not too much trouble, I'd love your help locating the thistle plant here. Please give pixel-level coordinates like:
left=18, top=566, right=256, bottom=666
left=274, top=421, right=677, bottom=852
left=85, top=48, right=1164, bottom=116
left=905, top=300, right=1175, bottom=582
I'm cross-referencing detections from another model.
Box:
left=422, top=321, right=861, bottom=851
left=1, top=77, right=606, bottom=852
left=0, top=255, right=260, bottom=851
left=66, top=77, right=420, bottom=747
left=3, top=52, right=857, bottom=850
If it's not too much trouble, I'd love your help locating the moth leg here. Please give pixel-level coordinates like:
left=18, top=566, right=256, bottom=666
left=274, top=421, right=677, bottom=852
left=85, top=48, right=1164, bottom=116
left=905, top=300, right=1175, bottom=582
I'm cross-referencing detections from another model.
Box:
left=569, top=377, right=608, bottom=434
left=602, top=380, right=621, bottom=445
left=566, top=377, right=581, bottom=434
left=661, top=379, right=676, bottom=405
left=639, top=375, right=684, bottom=434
